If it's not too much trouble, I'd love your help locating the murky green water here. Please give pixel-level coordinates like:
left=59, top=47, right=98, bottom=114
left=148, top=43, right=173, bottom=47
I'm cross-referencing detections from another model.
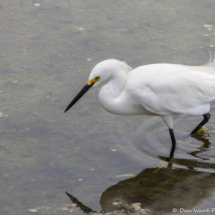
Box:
left=1, top=0, right=215, bottom=214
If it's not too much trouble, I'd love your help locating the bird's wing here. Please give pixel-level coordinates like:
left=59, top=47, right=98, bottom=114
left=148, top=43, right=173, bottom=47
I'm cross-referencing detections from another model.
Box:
left=127, top=64, right=215, bottom=115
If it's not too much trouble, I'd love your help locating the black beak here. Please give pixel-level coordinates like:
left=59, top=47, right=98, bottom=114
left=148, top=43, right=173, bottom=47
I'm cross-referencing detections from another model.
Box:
left=64, top=83, right=94, bottom=113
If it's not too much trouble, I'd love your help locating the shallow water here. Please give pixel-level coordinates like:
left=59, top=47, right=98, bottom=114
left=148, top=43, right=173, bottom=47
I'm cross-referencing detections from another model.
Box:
left=1, top=0, right=215, bottom=215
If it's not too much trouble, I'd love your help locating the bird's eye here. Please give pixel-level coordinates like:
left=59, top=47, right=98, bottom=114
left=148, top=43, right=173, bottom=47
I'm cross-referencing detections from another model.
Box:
left=95, top=77, right=99, bottom=80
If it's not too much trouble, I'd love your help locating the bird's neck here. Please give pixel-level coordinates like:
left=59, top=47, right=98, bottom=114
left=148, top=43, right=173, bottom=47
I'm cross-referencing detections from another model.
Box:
left=99, top=70, right=127, bottom=114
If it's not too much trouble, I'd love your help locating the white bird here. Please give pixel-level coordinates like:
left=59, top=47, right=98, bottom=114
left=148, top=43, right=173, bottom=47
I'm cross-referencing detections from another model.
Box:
left=65, top=58, right=215, bottom=155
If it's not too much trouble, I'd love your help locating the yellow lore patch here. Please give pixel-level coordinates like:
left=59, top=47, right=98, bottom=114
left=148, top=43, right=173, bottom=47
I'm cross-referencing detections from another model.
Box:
left=87, top=76, right=100, bottom=85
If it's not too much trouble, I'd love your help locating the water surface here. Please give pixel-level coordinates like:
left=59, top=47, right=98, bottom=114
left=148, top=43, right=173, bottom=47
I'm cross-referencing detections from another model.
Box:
left=0, top=0, right=215, bottom=214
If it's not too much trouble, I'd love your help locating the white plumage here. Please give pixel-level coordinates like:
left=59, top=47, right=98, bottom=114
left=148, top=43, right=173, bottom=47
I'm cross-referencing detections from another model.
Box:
left=65, top=58, right=215, bottom=157
left=89, top=60, right=214, bottom=127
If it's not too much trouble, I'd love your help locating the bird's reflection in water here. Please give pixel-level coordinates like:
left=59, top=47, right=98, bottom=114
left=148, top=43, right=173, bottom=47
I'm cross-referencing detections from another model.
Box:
left=100, top=165, right=215, bottom=213
left=159, top=133, right=215, bottom=169
left=65, top=192, right=96, bottom=213
left=189, top=132, right=212, bottom=160
left=66, top=135, right=215, bottom=214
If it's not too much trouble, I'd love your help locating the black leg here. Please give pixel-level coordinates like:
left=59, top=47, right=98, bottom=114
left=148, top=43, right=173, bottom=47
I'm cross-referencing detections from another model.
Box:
left=169, top=128, right=176, bottom=145
left=190, top=113, right=211, bottom=136
left=166, top=129, right=176, bottom=161
left=169, top=142, right=176, bottom=159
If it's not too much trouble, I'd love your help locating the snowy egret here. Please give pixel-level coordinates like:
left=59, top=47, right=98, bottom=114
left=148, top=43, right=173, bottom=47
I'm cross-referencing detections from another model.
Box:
left=65, top=58, right=215, bottom=150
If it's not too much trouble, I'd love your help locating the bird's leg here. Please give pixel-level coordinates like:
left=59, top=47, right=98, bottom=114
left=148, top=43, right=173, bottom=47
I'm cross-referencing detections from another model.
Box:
left=166, top=129, right=176, bottom=162
left=161, top=115, right=176, bottom=161
left=190, top=113, right=211, bottom=136
left=169, top=129, right=176, bottom=156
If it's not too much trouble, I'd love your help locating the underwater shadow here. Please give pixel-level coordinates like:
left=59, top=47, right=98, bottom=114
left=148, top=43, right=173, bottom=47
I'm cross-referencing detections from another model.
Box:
left=66, top=136, right=215, bottom=214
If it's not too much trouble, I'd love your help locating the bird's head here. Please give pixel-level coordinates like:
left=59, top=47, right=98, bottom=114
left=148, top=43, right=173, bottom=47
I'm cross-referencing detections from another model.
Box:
left=87, top=59, right=120, bottom=87
left=64, top=59, right=131, bottom=113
